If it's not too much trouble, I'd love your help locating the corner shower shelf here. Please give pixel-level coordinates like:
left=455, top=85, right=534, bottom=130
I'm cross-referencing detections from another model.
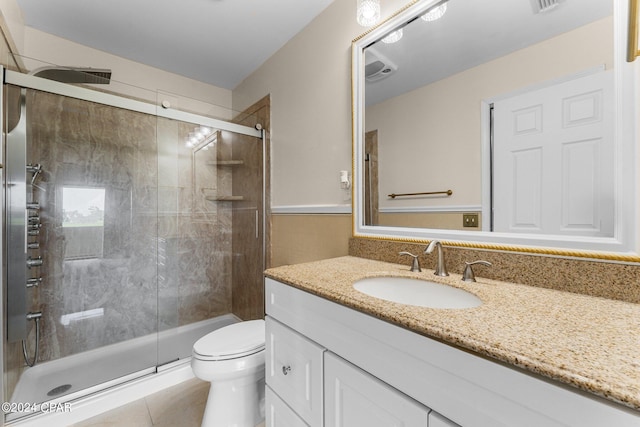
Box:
left=207, top=160, right=244, bottom=166
left=205, top=195, right=244, bottom=201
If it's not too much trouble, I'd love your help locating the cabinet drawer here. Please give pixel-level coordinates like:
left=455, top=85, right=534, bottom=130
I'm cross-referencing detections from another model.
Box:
left=266, top=316, right=324, bottom=427
left=266, top=386, right=309, bottom=427
left=324, top=352, right=430, bottom=427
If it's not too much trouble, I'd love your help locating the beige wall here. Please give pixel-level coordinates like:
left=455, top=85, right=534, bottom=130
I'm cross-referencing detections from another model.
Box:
left=0, top=0, right=22, bottom=58
left=233, top=0, right=410, bottom=264
left=378, top=212, right=482, bottom=231
left=366, top=17, right=613, bottom=211
left=233, top=0, right=409, bottom=209
left=271, top=214, right=351, bottom=267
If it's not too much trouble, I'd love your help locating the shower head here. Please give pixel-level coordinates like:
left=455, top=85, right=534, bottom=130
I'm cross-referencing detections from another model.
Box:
left=30, top=67, right=112, bottom=84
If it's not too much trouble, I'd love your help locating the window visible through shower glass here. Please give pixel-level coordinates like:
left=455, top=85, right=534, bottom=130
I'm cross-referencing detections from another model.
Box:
left=62, top=186, right=106, bottom=259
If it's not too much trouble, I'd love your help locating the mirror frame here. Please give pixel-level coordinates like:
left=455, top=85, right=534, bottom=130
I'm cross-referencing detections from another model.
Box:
left=352, top=0, right=640, bottom=262
left=629, top=0, right=640, bottom=61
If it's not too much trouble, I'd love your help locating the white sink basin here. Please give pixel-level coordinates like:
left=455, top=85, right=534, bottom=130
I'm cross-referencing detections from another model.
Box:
left=353, top=277, right=482, bottom=309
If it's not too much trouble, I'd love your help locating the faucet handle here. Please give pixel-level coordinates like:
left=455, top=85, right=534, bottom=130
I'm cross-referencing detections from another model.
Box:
left=462, top=260, right=492, bottom=282
left=399, top=252, right=421, bottom=272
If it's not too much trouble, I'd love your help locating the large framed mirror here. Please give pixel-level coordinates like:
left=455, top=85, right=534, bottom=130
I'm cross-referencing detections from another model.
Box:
left=352, top=0, right=639, bottom=260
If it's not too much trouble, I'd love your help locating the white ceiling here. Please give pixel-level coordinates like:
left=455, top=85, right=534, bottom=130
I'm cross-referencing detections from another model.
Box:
left=15, top=0, right=336, bottom=90
left=365, top=0, right=613, bottom=105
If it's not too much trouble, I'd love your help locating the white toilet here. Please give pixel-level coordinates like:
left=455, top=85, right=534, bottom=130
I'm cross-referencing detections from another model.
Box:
left=191, top=319, right=266, bottom=427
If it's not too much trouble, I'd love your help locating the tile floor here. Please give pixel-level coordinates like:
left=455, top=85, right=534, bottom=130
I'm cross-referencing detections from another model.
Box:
left=71, top=378, right=265, bottom=427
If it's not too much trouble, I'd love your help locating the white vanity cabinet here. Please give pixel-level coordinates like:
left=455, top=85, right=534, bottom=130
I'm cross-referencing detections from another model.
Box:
left=265, top=316, right=453, bottom=427
left=324, top=351, right=431, bottom=426
left=265, top=316, right=324, bottom=426
left=265, top=386, right=310, bottom=427
left=264, top=277, right=639, bottom=427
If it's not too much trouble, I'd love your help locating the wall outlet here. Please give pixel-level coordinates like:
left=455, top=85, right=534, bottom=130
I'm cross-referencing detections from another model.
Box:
left=463, top=213, right=479, bottom=228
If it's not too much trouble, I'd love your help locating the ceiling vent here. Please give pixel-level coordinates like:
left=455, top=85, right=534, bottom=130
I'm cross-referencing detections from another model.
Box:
left=532, top=0, right=562, bottom=13
left=364, top=48, right=397, bottom=83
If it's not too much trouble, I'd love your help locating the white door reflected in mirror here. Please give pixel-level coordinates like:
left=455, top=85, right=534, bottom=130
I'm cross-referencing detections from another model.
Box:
left=492, top=69, right=614, bottom=237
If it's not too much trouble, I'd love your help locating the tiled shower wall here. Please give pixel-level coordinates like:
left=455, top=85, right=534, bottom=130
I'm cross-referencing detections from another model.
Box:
left=28, top=90, right=160, bottom=362
left=156, top=119, right=235, bottom=333
left=231, top=95, right=270, bottom=321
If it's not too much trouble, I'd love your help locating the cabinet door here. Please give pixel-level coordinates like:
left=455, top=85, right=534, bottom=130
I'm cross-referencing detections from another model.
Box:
left=266, top=317, right=324, bottom=426
left=324, top=352, right=429, bottom=427
left=430, top=411, right=461, bottom=427
left=266, top=385, right=309, bottom=427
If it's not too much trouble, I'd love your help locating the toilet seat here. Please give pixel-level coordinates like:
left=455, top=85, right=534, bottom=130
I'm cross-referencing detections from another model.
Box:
left=193, top=319, right=265, bottom=361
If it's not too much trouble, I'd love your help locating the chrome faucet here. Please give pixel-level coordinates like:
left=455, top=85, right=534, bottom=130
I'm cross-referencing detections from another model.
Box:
left=424, top=240, right=448, bottom=276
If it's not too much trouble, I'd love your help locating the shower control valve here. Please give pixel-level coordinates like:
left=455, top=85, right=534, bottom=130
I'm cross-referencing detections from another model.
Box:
left=26, top=164, right=42, bottom=174
left=27, top=242, right=40, bottom=250
left=28, top=216, right=40, bottom=223
left=26, top=164, right=43, bottom=184
left=27, top=224, right=42, bottom=235
left=26, top=257, right=43, bottom=268
left=26, top=311, right=42, bottom=321
left=26, top=202, right=40, bottom=211
left=26, top=278, right=42, bottom=288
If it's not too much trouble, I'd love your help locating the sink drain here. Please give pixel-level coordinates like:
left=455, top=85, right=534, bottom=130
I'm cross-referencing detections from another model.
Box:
left=47, top=384, right=71, bottom=397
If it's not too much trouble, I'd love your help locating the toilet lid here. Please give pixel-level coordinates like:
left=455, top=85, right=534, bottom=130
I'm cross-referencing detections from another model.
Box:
left=193, top=319, right=265, bottom=360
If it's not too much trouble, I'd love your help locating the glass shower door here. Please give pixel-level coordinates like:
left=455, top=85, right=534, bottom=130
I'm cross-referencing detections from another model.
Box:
left=4, top=84, right=161, bottom=413
left=155, top=95, right=265, bottom=368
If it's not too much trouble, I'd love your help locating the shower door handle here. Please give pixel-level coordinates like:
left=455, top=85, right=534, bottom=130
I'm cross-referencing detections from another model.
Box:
left=255, top=210, right=259, bottom=240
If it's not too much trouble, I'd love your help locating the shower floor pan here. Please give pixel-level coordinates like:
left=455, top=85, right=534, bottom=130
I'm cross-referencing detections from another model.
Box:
left=9, top=314, right=237, bottom=415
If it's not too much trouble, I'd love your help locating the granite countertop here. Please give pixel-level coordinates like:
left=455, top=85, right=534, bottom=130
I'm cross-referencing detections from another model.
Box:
left=264, top=256, right=640, bottom=411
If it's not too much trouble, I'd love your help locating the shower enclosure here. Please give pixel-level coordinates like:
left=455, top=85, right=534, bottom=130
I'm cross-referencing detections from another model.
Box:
left=1, top=67, right=267, bottom=423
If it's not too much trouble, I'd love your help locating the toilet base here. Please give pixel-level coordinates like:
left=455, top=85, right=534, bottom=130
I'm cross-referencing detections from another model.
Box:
left=202, top=375, right=265, bottom=427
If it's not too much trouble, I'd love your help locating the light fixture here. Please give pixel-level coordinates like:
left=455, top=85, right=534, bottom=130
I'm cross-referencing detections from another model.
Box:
left=382, top=29, right=403, bottom=44
left=357, top=0, right=380, bottom=27
left=185, top=126, right=214, bottom=148
left=421, top=3, right=447, bottom=22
